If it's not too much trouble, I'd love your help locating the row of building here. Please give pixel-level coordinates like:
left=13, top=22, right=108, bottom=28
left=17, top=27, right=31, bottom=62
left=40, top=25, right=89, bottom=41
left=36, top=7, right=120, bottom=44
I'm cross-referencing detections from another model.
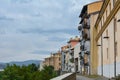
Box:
left=40, top=0, right=120, bottom=78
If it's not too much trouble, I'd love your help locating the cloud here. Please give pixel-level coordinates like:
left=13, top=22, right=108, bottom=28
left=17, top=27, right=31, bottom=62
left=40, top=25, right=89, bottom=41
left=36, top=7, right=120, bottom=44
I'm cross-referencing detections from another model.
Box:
left=30, top=50, right=50, bottom=54
left=0, top=0, right=95, bottom=62
left=11, top=0, right=33, bottom=4
left=0, top=16, right=14, bottom=21
left=18, top=28, right=78, bottom=35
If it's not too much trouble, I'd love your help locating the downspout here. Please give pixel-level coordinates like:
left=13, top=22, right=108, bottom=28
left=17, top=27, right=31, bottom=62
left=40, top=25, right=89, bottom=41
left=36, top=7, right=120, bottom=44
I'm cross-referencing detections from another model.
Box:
left=113, top=0, right=116, bottom=77
left=100, top=21, right=103, bottom=76
left=114, top=18, right=116, bottom=77
left=101, top=34, right=103, bottom=76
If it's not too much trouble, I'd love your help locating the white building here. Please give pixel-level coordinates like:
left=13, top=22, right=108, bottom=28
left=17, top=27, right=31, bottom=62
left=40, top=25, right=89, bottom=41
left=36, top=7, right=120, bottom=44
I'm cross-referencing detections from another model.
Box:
left=74, top=43, right=81, bottom=73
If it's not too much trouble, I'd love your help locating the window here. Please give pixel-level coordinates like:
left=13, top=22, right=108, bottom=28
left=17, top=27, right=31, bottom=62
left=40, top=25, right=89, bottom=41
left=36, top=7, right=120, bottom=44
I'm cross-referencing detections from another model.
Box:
left=114, top=0, right=117, bottom=5
left=109, top=2, right=111, bottom=11
left=107, top=48, right=109, bottom=59
left=106, top=29, right=108, bottom=37
left=114, top=18, right=117, bottom=32
left=106, top=10, right=108, bottom=18
left=103, top=16, right=104, bottom=23
left=115, top=42, right=118, bottom=56
left=101, top=20, right=102, bottom=27
left=59, top=63, right=61, bottom=66
left=59, top=57, right=61, bottom=61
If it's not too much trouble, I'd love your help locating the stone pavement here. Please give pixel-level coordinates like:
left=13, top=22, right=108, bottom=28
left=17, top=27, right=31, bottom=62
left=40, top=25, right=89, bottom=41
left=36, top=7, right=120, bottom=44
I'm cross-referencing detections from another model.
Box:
left=76, top=75, right=93, bottom=80
left=76, top=75, right=109, bottom=80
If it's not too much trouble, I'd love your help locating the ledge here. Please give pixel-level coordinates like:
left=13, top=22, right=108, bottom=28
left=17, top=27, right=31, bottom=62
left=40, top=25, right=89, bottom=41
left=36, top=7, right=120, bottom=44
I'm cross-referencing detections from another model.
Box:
left=50, top=73, right=76, bottom=80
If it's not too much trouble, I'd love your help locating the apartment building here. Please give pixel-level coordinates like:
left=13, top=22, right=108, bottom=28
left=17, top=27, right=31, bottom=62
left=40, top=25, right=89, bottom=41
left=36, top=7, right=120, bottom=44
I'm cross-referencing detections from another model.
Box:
left=94, top=0, right=120, bottom=78
left=78, top=1, right=103, bottom=75
left=44, top=57, right=50, bottom=66
left=67, top=36, right=80, bottom=72
left=61, top=45, right=69, bottom=72
left=61, top=36, right=80, bottom=73
left=44, top=51, right=61, bottom=71
left=74, top=43, right=81, bottom=73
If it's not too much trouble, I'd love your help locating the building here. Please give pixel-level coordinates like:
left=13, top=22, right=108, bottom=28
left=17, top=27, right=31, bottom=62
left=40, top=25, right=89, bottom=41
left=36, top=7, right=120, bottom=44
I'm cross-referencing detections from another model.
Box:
left=74, top=43, right=81, bottom=73
left=39, top=61, right=45, bottom=71
left=44, top=51, right=61, bottom=71
left=78, top=1, right=103, bottom=75
left=44, top=57, right=50, bottom=66
left=61, top=45, right=69, bottom=73
left=61, top=36, right=80, bottom=73
left=67, top=36, right=80, bottom=72
left=94, top=0, right=120, bottom=78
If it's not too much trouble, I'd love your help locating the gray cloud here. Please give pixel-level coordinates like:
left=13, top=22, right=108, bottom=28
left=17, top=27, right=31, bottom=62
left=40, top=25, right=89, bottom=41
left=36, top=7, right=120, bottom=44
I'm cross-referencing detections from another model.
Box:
left=0, top=16, right=14, bottom=21
left=18, top=28, right=78, bottom=35
left=30, top=50, right=50, bottom=55
left=11, top=0, right=33, bottom=4
left=0, top=0, right=95, bottom=62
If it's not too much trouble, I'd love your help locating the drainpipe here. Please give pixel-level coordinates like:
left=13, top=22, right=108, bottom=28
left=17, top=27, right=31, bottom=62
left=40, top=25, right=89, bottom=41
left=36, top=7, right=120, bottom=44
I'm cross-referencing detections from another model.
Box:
left=101, top=35, right=103, bottom=76
left=114, top=18, right=116, bottom=77
left=113, top=0, right=116, bottom=77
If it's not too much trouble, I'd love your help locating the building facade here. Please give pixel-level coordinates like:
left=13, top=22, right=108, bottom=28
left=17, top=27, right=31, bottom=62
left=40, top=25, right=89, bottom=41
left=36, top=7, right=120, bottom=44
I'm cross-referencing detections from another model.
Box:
left=61, top=45, right=69, bottom=72
left=95, top=0, right=120, bottom=78
left=61, top=36, right=80, bottom=73
left=67, top=36, right=80, bottom=72
left=74, top=43, right=81, bottom=73
left=44, top=51, right=61, bottom=71
left=78, top=1, right=103, bottom=75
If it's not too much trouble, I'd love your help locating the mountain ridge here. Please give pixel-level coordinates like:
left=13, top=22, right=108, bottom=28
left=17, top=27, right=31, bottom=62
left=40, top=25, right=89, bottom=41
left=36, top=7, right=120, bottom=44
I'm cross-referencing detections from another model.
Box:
left=0, top=60, right=42, bottom=69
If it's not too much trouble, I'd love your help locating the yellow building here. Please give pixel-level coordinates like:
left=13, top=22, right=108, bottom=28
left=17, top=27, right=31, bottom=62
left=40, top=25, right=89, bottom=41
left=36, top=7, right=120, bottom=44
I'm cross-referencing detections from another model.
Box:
left=78, top=1, right=103, bottom=75
left=94, top=0, right=120, bottom=78
left=44, top=51, right=61, bottom=71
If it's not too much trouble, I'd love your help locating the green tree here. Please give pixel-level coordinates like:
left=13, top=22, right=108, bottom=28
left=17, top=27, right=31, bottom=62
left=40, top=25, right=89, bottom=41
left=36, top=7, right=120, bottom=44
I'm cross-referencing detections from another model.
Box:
left=40, top=65, right=57, bottom=80
left=0, top=64, right=57, bottom=80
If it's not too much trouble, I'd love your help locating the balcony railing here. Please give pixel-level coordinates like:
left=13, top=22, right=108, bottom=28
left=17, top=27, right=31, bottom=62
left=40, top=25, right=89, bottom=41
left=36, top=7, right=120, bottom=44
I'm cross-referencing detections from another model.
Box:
left=82, top=32, right=90, bottom=40
left=78, top=25, right=82, bottom=31
left=83, top=23, right=90, bottom=29
left=84, top=51, right=90, bottom=55
left=80, top=45, right=84, bottom=50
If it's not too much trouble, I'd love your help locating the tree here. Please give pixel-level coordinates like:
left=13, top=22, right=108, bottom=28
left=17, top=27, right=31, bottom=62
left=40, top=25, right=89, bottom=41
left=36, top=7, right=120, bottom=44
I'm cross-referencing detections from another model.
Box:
left=0, top=64, right=57, bottom=80
left=40, top=65, right=57, bottom=80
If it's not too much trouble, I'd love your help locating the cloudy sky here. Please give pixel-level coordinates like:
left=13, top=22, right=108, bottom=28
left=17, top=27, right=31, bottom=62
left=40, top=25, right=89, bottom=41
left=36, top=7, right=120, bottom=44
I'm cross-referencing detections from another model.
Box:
left=0, top=0, right=96, bottom=62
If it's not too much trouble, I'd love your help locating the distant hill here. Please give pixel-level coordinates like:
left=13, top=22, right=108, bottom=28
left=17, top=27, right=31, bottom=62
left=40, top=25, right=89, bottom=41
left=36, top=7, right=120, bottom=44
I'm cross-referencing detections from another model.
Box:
left=0, top=63, right=6, bottom=69
left=0, top=60, right=42, bottom=69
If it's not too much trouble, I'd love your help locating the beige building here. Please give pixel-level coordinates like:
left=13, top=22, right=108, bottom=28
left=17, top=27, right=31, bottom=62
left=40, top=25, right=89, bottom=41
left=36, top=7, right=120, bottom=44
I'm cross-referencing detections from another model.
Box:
left=44, top=57, right=50, bottom=66
left=94, top=0, right=120, bottom=78
left=44, top=51, right=61, bottom=71
left=78, top=1, right=103, bottom=75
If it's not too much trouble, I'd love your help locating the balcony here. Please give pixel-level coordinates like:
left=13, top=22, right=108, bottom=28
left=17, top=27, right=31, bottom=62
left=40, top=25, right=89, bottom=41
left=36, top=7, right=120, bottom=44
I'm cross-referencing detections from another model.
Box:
left=83, top=23, right=90, bottom=29
left=84, top=51, right=90, bottom=55
left=78, top=25, right=82, bottom=31
left=81, top=18, right=90, bottom=29
left=84, top=41, right=90, bottom=51
left=80, top=56, right=84, bottom=60
left=82, top=32, right=90, bottom=40
left=80, top=45, right=84, bottom=50
left=84, top=62, right=89, bottom=66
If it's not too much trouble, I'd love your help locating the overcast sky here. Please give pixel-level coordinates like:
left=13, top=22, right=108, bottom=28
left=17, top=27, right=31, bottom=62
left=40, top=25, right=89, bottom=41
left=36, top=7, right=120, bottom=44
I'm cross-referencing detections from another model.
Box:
left=0, top=0, right=96, bottom=62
